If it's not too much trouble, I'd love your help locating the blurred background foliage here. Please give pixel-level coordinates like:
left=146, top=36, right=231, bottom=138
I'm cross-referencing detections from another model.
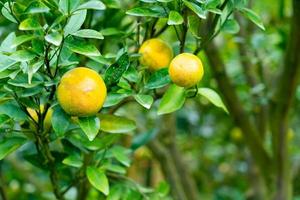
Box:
left=0, top=0, right=300, bottom=199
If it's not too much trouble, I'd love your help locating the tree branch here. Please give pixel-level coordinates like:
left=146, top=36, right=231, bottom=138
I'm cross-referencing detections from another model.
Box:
left=270, top=0, right=300, bottom=199
left=204, top=41, right=272, bottom=184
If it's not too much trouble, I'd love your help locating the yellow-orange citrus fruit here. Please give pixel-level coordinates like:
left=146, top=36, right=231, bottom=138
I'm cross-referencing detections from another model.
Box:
left=57, top=67, right=107, bottom=117
left=139, top=38, right=173, bottom=71
left=169, top=53, right=204, bottom=88
left=27, top=105, right=53, bottom=130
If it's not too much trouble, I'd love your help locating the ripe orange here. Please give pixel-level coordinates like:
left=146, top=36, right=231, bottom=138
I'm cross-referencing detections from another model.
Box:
left=27, top=105, right=53, bottom=131
left=57, top=67, right=107, bottom=117
left=139, top=38, right=173, bottom=71
left=169, top=53, right=204, bottom=88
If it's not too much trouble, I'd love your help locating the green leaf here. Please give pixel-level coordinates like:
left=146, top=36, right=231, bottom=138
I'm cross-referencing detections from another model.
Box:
left=101, top=28, right=124, bottom=36
left=157, top=0, right=173, bottom=2
left=59, top=0, right=80, bottom=14
left=105, top=163, right=126, bottom=174
left=10, top=50, right=36, bottom=62
left=0, top=102, right=27, bottom=121
left=104, top=53, right=130, bottom=87
left=168, top=11, right=184, bottom=25
left=112, top=146, right=131, bottom=167
left=45, top=32, right=63, bottom=46
left=0, top=32, right=16, bottom=53
left=0, top=114, right=10, bottom=128
left=19, top=18, right=42, bottom=31
left=0, top=54, right=17, bottom=72
left=126, top=7, right=167, bottom=18
left=62, top=153, right=83, bottom=168
left=52, top=106, right=71, bottom=137
left=222, top=19, right=240, bottom=34
left=183, top=1, right=206, bottom=19
left=25, top=1, right=50, bottom=14
left=12, top=35, right=36, bottom=48
left=134, top=94, right=153, bottom=109
left=28, top=60, right=43, bottom=84
left=0, top=137, right=27, bottom=160
left=64, top=10, right=87, bottom=36
left=156, top=181, right=170, bottom=197
left=65, top=37, right=101, bottom=57
left=71, top=29, right=104, bottom=39
left=144, top=68, right=171, bottom=89
left=1, top=2, right=17, bottom=23
left=78, top=116, right=101, bottom=141
left=158, top=84, right=186, bottom=115
left=198, top=87, right=228, bottom=113
left=77, top=0, right=106, bottom=11
left=7, top=73, right=42, bottom=88
left=103, top=93, right=130, bottom=107
left=86, top=166, right=109, bottom=195
left=99, top=114, right=136, bottom=134
left=188, top=15, right=201, bottom=39
left=240, top=8, right=265, bottom=31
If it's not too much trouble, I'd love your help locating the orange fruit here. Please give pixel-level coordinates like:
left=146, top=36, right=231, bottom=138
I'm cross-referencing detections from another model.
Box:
left=139, top=38, right=173, bottom=71
left=169, top=53, right=204, bottom=88
left=57, top=67, right=107, bottom=117
left=27, top=105, right=53, bottom=131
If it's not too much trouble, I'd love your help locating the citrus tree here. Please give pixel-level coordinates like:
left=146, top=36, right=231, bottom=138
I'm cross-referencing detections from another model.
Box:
left=0, top=0, right=299, bottom=200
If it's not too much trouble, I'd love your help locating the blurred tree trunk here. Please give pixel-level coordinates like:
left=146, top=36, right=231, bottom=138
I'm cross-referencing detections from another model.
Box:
left=148, top=114, right=198, bottom=200
left=270, top=0, right=300, bottom=199
left=204, top=0, right=300, bottom=199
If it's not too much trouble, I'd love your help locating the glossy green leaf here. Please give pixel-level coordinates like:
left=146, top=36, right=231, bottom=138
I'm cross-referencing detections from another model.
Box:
left=78, top=116, right=101, bottom=141
left=158, top=84, right=186, bottom=115
left=25, top=1, right=50, bottom=14
left=45, top=32, right=63, bottom=46
left=134, top=94, right=153, bottom=109
left=1, top=2, right=17, bottom=23
left=222, top=19, right=240, bottom=34
left=183, top=1, right=206, bottom=19
left=99, top=114, right=136, bottom=134
left=12, top=35, right=36, bottom=48
left=0, top=114, right=10, bottom=128
left=52, top=106, right=71, bottom=137
left=19, top=18, right=42, bottom=30
left=65, top=37, right=101, bottom=57
left=0, top=54, right=17, bottom=72
left=144, top=68, right=171, bottom=89
left=112, top=146, right=131, bottom=167
left=0, top=137, right=27, bottom=160
left=10, top=50, right=36, bottom=62
left=198, top=87, right=228, bottom=113
left=77, top=1, right=106, bottom=11
left=7, top=74, right=42, bottom=88
left=86, top=166, right=109, bottom=195
left=0, top=32, right=16, bottom=53
left=157, top=0, right=174, bottom=2
left=104, top=53, right=130, bottom=87
left=126, top=7, right=167, bottom=18
left=103, top=93, right=130, bottom=107
left=64, top=10, right=87, bottom=36
left=59, top=0, right=80, bottom=14
left=101, top=28, right=124, bottom=36
left=240, top=8, right=265, bottom=31
left=168, top=11, right=184, bottom=25
left=71, top=29, right=104, bottom=39
left=62, top=154, right=83, bottom=168
left=0, top=102, right=27, bottom=121
left=188, top=15, right=201, bottom=39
